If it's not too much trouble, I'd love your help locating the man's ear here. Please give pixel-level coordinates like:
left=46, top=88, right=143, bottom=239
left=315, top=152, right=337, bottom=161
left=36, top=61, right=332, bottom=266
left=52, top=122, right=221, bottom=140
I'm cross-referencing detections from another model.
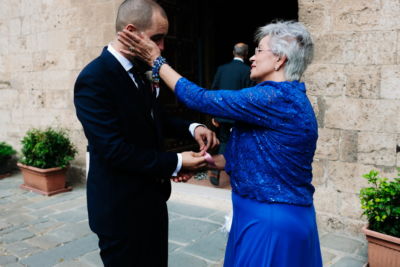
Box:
left=125, top=24, right=137, bottom=32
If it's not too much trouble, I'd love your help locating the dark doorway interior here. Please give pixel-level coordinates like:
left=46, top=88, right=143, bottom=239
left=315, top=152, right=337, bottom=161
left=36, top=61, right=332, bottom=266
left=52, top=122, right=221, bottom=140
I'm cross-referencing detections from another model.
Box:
left=206, top=1, right=299, bottom=83
left=156, top=0, right=298, bottom=151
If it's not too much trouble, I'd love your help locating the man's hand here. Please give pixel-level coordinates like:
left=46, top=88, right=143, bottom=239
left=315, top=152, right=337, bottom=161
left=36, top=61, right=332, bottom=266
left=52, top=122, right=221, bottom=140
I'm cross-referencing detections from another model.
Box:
left=181, top=151, right=207, bottom=171
left=171, top=171, right=194, bottom=183
left=194, top=126, right=219, bottom=151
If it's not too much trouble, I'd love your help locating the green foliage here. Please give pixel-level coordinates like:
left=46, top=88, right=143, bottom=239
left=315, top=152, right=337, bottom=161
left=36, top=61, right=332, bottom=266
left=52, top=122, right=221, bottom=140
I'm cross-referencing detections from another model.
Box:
left=360, top=169, right=400, bottom=238
left=20, top=128, right=77, bottom=169
left=0, top=142, right=16, bottom=165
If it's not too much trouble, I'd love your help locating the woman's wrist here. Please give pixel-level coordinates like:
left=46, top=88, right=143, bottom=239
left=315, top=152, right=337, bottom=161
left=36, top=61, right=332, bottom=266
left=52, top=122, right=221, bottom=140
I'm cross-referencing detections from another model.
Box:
left=152, top=56, right=167, bottom=83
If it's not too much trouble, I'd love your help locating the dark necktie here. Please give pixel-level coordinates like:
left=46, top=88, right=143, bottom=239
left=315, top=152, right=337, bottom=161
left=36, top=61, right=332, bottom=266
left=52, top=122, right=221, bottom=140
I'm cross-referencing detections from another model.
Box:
left=128, top=67, right=146, bottom=90
left=129, top=68, right=162, bottom=146
left=128, top=67, right=155, bottom=114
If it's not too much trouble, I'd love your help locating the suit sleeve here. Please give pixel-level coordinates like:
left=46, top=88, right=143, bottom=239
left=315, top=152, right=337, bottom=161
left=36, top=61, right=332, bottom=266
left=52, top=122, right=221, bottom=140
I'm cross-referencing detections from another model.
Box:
left=244, top=73, right=253, bottom=88
left=241, top=66, right=253, bottom=88
left=158, top=104, right=193, bottom=139
left=74, top=73, right=178, bottom=178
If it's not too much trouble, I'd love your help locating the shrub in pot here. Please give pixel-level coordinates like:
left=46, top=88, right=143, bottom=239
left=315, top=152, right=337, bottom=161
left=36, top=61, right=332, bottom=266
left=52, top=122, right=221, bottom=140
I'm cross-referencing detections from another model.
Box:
left=359, top=169, right=400, bottom=267
left=0, top=142, right=16, bottom=178
left=18, top=128, right=77, bottom=196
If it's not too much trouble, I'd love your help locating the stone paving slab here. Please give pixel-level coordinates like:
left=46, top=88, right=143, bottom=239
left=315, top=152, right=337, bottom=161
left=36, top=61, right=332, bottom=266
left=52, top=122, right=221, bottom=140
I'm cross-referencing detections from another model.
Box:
left=320, top=233, right=364, bottom=253
left=0, top=173, right=368, bottom=266
left=0, top=255, right=18, bottom=266
left=19, top=235, right=98, bottom=267
left=1, top=229, right=35, bottom=244
left=182, top=230, right=228, bottom=261
left=169, top=252, right=208, bottom=267
left=3, top=242, right=40, bottom=259
left=167, top=202, right=217, bottom=219
left=331, top=256, right=366, bottom=267
left=80, top=250, right=103, bottom=266
left=169, top=218, right=221, bottom=245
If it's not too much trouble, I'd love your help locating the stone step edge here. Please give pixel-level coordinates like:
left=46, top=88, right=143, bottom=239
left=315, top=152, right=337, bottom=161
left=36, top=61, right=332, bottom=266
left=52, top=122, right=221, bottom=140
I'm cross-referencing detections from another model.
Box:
left=170, top=183, right=232, bottom=212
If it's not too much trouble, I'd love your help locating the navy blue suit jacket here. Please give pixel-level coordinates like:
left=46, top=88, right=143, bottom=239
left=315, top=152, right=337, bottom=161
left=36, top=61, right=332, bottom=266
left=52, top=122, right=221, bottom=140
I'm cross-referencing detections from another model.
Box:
left=211, top=59, right=252, bottom=90
left=74, top=48, right=192, bottom=237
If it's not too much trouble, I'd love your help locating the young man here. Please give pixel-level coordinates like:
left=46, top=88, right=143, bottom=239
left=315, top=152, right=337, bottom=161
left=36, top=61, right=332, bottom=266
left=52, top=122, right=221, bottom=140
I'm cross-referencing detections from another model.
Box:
left=74, top=1, right=217, bottom=265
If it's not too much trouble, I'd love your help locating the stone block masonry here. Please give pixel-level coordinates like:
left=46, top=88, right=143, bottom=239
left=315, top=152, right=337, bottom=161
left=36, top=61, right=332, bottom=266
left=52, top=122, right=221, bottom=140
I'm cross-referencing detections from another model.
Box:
left=300, top=0, right=400, bottom=237
left=0, top=0, right=399, bottom=238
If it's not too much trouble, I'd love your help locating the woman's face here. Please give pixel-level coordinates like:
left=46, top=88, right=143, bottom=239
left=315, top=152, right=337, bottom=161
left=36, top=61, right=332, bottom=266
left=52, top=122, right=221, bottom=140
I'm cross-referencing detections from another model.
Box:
left=249, top=36, right=279, bottom=83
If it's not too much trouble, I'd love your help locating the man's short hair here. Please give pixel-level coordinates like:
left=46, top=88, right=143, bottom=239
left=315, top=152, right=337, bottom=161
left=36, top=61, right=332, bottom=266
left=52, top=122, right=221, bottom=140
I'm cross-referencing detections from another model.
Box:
left=115, top=0, right=166, bottom=32
left=233, top=43, right=249, bottom=57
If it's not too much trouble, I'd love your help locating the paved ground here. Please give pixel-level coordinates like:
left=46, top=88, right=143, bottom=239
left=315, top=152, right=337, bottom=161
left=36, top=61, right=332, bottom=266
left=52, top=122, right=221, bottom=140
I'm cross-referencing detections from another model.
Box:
left=0, top=173, right=368, bottom=267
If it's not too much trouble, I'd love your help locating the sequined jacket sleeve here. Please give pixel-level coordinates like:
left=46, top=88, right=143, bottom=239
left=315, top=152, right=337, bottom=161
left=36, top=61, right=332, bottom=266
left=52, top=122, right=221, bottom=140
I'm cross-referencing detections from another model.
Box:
left=175, top=77, right=318, bottom=206
left=175, top=77, right=300, bottom=131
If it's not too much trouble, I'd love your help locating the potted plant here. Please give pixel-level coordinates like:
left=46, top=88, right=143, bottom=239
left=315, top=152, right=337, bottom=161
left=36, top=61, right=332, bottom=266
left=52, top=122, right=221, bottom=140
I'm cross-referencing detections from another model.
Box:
left=0, top=142, right=16, bottom=179
left=359, top=169, right=400, bottom=267
left=18, top=128, right=77, bottom=196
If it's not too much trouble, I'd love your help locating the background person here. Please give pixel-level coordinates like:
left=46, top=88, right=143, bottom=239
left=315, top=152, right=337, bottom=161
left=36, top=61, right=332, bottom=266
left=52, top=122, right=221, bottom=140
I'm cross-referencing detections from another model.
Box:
left=209, top=42, right=253, bottom=186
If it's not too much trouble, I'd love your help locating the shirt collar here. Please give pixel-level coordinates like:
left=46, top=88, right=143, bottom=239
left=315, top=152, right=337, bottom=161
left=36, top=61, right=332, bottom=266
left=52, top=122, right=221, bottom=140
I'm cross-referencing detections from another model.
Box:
left=107, top=43, right=133, bottom=71
left=233, top=57, right=244, bottom=62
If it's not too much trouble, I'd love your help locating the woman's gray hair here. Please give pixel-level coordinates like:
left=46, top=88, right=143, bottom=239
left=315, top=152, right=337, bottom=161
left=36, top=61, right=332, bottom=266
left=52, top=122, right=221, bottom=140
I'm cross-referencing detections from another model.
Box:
left=255, top=21, right=314, bottom=81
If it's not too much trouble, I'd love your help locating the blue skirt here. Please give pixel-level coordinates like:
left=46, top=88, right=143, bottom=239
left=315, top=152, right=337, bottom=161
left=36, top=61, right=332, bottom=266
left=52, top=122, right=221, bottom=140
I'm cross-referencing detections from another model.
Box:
left=224, top=192, right=322, bottom=267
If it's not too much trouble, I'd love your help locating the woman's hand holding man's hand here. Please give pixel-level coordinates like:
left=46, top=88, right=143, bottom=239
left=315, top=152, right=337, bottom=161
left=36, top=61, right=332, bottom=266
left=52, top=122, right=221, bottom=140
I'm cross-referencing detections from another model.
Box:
left=172, top=152, right=226, bottom=183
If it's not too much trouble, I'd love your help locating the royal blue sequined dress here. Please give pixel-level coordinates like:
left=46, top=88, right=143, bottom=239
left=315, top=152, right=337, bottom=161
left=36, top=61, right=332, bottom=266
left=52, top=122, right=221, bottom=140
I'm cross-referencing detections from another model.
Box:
left=175, top=78, right=322, bottom=267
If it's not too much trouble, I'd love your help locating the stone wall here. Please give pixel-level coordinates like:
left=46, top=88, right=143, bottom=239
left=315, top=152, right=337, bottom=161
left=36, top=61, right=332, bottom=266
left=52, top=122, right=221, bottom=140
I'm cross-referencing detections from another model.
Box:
left=300, top=0, right=400, bottom=236
left=0, top=0, right=122, bottom=179
left=0, top=0, right=399, bottom=237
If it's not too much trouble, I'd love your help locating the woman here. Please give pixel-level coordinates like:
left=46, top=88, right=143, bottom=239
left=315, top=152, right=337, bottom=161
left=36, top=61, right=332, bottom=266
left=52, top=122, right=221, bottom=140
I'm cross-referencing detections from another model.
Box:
left=119, top=21, right=322, bottom=267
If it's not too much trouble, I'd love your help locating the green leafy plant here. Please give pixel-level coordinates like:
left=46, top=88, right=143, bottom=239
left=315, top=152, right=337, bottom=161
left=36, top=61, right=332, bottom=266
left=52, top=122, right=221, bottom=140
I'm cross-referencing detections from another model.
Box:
left=360, top=169, right=400, bottom=238
left=20, top=128, right=77, bottom=169
left=0, top=142, right=16, bottom=165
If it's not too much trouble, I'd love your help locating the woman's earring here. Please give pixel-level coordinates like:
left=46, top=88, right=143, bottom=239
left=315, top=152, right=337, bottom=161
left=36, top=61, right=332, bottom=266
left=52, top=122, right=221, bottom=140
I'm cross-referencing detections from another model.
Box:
left=274, top=66, right=279, bottom=71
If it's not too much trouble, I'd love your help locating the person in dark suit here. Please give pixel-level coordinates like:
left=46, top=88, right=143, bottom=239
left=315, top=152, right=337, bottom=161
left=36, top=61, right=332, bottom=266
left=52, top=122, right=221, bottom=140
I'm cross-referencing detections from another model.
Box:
left=73, top=1, right=218, bottom=266
left=209, top=43, right=253, bottom=186
left=211, top=43, right=253, bottom=91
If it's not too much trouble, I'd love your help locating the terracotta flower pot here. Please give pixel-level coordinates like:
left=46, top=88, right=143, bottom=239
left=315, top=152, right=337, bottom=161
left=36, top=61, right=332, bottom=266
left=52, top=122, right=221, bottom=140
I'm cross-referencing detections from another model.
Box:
left=362, top=226, right=400, bottom=267
left=17, top=163, right=72, bottom=196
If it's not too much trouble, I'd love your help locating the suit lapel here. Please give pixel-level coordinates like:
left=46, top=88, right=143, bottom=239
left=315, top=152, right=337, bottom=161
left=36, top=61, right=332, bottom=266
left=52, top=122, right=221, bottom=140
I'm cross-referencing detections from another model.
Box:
left=100, top=48, right=155, bottom=125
